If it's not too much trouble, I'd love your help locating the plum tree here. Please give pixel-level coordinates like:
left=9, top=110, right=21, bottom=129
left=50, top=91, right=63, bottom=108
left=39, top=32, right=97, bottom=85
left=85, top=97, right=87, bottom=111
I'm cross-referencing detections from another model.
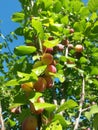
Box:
left=1, top=0, right=98, bottom=130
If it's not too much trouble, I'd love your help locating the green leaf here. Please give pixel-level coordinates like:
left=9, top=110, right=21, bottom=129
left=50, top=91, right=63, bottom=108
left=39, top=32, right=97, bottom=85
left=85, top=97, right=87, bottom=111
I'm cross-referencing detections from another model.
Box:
left=73, top=32, right=84, bottom=41
left=92, top=53, right=98, bottom=59
left=17, top=71, right=38, bottom=83
left=74, top=20, right=86, bottom=32
left=90, top=12, right=97, bottom=22
left=71, top=1, right=83, bottom=12
left=53, top=114, right=70, bottom=128
left=92, top=21, right=98, bottom=33
left=79, top=7, right=90, bottom=18
left=57, top=99, right=78, bottom=113
left=14, top=45, right=36, bottom=56
left=91, top=67, right=98, bottom=75
left=61, top=15, right=69, bottom=25
left=34, top=102, right=56, bottom=112
left=53, top=73, right=65, bottom=83
left=93, top=114, right=98, bottom=130
left=19, top=109, right=31, bottom=123
left=49, top=23, right=63, bottom=32
left=7, top=119, right=16, bottom=127
left=13, top=93, right=27, bottom=106
left=93, top=79, right=98, bottom=87
left=14, top=27, right=23, bottom=36
left=29, top=92, right=42, bottom=103
left=56, top=99, right=78, bottom=113
left=32, top=65, right=47, bottom=76
left=88, top=0, right=98, bottom=12
left=46, top=120, right=62, bottom=130
left=79, top=57, right=88, bottom=64
left=11, top=12, right=24, bottom=22
left=31, top=19, right=44, bottom=40
left=43, top=39, right=59, bottom=48
left=85, top=105, right=98, bottom=120
left=42, top=0, right=53, bottom=9
left=5, top=79, right=19, bottom=86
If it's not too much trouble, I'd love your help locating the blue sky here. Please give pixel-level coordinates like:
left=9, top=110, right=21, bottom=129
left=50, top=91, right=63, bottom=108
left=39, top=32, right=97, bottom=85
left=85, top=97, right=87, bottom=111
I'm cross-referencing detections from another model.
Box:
left=0, top=0, right=23, bottom=52
left=0, top=0, right=88, bottom=51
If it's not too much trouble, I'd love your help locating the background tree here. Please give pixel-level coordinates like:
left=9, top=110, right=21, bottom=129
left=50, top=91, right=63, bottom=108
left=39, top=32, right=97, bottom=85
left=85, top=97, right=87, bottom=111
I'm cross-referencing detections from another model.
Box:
left=0, top=0, right=98, bottom=130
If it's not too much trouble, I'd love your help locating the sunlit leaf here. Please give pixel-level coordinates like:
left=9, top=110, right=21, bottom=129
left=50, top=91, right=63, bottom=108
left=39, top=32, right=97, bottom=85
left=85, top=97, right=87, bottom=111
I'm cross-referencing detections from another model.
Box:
left=91, top=67, right=98, bottom=75
left=14, top=46, right=36, bottom=56
left=88, top=0, right=98, bottom=12
left=29, top=92, right=42, bottom=103
left=93, top=114, right=98, bottom=130
left=43, top=39, right=59, bottom=48
left=32, top=65, right=47, bottom=76
left=85, top=105, right=98, bottom=120
left=53, top=114, right=70, bottom=128
left=31, top=19, right=44, bottom=40
left=56, top=99, right=78, bottom=113
left=46, top=120, right=62, bottom=130
left=5, top=79, right=19, bottom=86
left=11, top=12, right=24, bottom=22
left=34, top=102, right=56, bottom=112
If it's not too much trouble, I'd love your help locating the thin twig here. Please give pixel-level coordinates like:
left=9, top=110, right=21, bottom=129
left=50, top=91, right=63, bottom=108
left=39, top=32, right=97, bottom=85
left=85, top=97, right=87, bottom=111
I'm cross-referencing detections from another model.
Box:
left=74, top=74, right=85, bottom=130
left=0, top=33, right=12, bottom=54
left=81, top=106, right=91, bottom=113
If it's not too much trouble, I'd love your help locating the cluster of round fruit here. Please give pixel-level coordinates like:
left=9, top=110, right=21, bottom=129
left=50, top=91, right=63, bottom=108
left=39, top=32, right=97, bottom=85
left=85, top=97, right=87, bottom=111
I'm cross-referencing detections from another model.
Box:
left=21, top=53, right=57, bottom=93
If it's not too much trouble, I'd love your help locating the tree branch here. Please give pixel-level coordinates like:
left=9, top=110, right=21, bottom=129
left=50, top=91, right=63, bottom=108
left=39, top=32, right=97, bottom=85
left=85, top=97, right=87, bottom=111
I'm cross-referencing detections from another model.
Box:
left=0, top=101, right=5, bottom=130
left=74, top=74, right=85, bottom=130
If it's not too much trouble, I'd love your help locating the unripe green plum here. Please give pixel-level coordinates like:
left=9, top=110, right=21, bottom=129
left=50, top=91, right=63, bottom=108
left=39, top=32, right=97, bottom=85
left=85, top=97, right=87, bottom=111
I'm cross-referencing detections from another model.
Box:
left=41, top=53, right=53, bottom=65
left=34, top=77, right=47, bottom=92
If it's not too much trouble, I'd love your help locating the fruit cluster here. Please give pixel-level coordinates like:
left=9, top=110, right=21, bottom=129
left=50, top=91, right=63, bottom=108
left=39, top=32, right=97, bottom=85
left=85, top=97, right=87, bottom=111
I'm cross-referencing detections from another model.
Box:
left=20, top=53, right=57, bottom=129
left=13, top=28, right=84, bottom=130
